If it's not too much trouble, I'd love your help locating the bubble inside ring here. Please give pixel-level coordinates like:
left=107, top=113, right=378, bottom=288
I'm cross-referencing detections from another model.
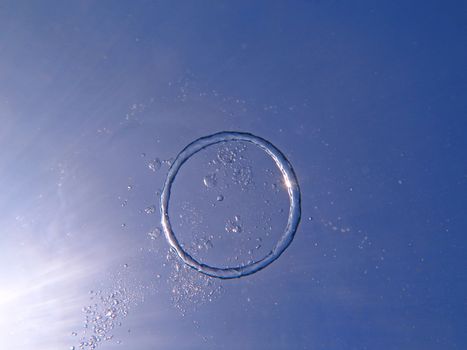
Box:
left=160, top=131, right=301, bottom=279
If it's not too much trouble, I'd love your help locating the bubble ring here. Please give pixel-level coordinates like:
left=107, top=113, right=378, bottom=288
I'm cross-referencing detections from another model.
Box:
left=160, top=131, right=301, bottom=279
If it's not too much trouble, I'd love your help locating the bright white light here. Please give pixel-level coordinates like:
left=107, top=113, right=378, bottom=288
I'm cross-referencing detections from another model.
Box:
left=0, top=244, right=94, bottom=350
left=284, top=176, right=293, bottom=189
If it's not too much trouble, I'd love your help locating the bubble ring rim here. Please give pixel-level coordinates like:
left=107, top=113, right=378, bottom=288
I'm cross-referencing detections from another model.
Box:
left=160, top=131, right=301, bottom=279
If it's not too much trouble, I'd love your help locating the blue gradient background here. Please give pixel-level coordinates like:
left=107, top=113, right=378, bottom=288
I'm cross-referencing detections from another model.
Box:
left=0, top=1, right=466, bottom=349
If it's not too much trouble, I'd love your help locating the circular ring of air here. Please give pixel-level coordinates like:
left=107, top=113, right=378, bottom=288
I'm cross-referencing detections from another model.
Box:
left=160, top=131, right=301, bottom=279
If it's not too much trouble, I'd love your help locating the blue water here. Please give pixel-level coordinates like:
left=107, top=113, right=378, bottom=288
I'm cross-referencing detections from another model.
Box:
left=0, top=1, right=466, bottom=350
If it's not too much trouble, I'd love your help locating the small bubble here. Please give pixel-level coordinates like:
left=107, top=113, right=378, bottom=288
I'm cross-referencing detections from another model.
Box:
left=123, top=263, right=128, bottom=268
left=203, top=173, right=217, bottom=188
left=217, top=146, right=236, bottom=164
left=127, top=185, right=133, bottom=191
left=232, top=166, right=252, bottom=187
left=71, top=332, right=77, bottom=336
left=121, top=223, right=126, bottom=228
left=148, top=227, right=161, bottom=240
left=140, top=152, right=146, bottom=157
left=216, top=194, right=224, bottom=201
left=105, top=308, right=117, bottom=319
left=163, top=158, right=174, bottom=166
left=205, top=239, right=213, bottom=249
left=225, top=218, right=242, bottom=233
left=148, top=158, right=161, bottom=172
left=144, top=205, right=156, bottom=214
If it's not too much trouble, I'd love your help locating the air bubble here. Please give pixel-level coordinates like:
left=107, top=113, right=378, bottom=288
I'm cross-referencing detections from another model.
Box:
left=225, top=215, right=242, bottom=233
left=148, top=227, right=161, bottom=240
left=203, top=173, right=217, bottom=188
left=217, top=146, right=236, bottom=164
left=216, top=194, right=224, bottom=201
left=73, top=287, right=134, bottom=350
left=105, top=308, right=117, bottom=319
left=160, top=131, right=301, bottom=279
left=148, top=158, right=161, bottom=172
left=225, top=218, right=242, bottom=233
left=163, top=158, right=174, bottom=166
left=232, top=165, right=252, bottom=187
left=144, top=205, right=156, bottom=214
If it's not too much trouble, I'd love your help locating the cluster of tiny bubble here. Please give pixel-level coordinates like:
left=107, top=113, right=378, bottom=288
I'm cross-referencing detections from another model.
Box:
left=148, top=158, right=162, bottom=172
left=147, top=227, right=162, bottom=240
left=71, top=288, right=131, bottom=350
left=225, top=215, right=243, bottom=233
left=188, top=235, right=215, bottom=252
left=144, top=205, right=156, bottom=214
left=166, top=250, right=223, bottom=315
left=231, top=165, right=253, bottom=187
left=178, top=201, right=204, bottom=228
left=124, top=102, right=148, bottom=121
